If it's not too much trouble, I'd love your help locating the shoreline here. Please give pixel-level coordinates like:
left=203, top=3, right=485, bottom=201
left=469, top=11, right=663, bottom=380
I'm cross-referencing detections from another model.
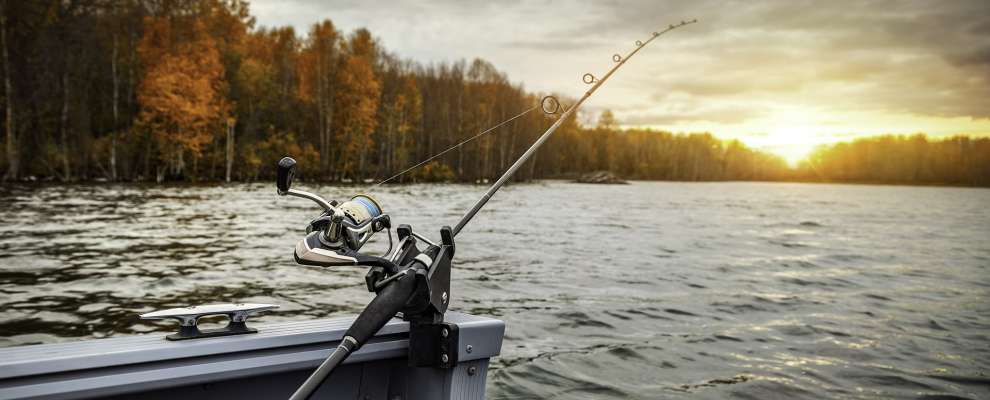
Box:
left=1, top=178, right=987, bottom=190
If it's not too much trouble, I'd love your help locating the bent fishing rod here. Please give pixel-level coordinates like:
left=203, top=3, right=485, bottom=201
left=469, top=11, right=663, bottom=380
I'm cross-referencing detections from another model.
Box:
left=280, top=19, right=696, bottom=400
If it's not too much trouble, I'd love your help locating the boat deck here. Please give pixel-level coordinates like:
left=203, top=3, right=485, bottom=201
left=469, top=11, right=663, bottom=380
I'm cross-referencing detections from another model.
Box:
left=0, top=312, right=504, bottom=400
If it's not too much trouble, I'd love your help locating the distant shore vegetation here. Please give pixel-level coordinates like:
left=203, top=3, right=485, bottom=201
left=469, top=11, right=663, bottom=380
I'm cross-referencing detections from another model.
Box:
left=1, top=1, right=987, bottom=187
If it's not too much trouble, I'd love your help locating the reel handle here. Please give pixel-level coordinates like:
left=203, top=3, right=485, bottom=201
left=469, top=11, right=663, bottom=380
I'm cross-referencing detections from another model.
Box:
left=275, top=157, right=334, bottom=211
left=276, top=157, right=296, bottom=195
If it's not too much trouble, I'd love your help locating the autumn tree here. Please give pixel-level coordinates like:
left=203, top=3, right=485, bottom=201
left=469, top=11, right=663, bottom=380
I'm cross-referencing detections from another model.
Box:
left=334, top=29, right=380, bottom=180
left=230, top=31, right=275, bottom=178
left=595, top=110, right=618, bottom=172
left=0, top=0, right=14, bottom=180
left=299, top=20, right=340, bottom=178
left=799, top=134, right=990, bottom=185
left=137, top=17, right=230, bottom=181
left=270, top=27, right=301, bottom=132
left=375, top=56, right=421, bottom=180
left=465, top=59, right=502, bottom=180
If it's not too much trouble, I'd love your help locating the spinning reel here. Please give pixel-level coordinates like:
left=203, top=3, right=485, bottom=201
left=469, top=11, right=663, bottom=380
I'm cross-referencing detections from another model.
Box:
left=277, top=157, right=446, bottom=274
left=277, top=157, right=458, bottom=400
left=277, top=158, right=393, bottom=267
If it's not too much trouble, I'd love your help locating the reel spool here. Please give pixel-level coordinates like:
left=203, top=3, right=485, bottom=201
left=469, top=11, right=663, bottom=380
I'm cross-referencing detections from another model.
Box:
left=332, top=194, right=386, bottom=252
left=339, top=195, right=383, bottom=226
left=310, top=193, right=387, bottom=254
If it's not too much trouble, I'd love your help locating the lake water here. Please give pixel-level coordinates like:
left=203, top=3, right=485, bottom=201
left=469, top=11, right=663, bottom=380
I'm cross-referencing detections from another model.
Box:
left=1, top=181, right=988, bottom=399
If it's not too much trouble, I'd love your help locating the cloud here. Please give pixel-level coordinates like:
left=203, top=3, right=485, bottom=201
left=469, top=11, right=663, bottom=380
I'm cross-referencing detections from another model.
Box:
left=620, top=105, right=766, bottom=125
left=948, top=45, right=990, bottom=67
left=250, top=0, right=990, bottom=129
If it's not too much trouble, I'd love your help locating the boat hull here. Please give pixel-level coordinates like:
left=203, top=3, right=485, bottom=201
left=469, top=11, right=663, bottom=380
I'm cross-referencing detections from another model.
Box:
left=0, top=312, right=504, bottom=400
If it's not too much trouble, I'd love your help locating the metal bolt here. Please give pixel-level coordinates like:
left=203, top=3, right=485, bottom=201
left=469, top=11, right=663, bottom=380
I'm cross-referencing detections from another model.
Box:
left=466, top=345, right=473, bottom=353
left=441, top=328, right=449, bottom=337
left=468, top=366, right=477, bottom=376
left=441, top=354, right=449, bottom=363
left=441, top=292, right=448, bottom=304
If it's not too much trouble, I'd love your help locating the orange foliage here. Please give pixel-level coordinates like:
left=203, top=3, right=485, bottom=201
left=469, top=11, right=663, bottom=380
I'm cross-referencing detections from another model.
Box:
left=297, top=20, right=338, bottom=104
left=334, top=30, right=380, bottom=178
left=137, top=17, right=230, bottom=165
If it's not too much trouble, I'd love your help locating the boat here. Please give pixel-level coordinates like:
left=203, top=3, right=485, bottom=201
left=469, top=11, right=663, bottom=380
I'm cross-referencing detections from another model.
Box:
left=0, top=305, right=504, bottom=399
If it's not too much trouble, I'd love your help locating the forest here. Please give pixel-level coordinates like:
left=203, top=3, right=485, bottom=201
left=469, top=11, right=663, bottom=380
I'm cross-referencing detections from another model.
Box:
left=799, top=135, right=989, bottom=186
left=0, top=0, right=987, bottom=186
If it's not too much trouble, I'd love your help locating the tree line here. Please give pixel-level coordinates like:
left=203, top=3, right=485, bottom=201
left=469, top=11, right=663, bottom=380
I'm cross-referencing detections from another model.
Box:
left=0, top=1, right=986, bottom=186
left=798, top=135, right=990, bottom=186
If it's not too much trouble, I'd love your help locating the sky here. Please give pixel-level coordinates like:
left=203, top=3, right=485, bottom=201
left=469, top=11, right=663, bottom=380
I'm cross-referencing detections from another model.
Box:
left=251, top=0, right=990, bottom=164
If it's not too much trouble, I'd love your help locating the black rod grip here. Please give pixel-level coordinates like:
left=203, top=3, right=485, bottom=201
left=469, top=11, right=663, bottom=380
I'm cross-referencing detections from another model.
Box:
left=288, top=344, right=352, bottom=400
left=289, top=270, right=417, bottom=400
left=344, top=269, right=418, bottom=348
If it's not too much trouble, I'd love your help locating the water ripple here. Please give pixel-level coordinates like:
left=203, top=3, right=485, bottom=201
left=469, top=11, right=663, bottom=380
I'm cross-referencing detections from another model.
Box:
left=1, top=181, right=989, bottom=399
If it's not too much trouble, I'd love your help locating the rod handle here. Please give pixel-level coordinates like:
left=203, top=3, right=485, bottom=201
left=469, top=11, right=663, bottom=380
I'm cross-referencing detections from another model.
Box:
left=344, top=268, right=418, bottom=347
left=289, top=268, right=418, bottom=400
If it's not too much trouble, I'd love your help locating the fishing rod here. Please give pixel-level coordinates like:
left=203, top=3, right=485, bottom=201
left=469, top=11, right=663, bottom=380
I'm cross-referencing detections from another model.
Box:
left=279, top=19, right=696, bottom=400
left=453, top=19, right=697, bottom=236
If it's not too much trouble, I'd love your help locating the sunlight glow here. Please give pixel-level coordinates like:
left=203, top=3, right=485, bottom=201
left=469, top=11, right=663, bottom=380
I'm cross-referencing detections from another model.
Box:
left=632, top=106, right=990, bottom=165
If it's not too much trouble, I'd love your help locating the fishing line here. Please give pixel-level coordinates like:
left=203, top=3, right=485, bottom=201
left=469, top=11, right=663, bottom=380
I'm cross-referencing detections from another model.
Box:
left=370, top=96, right=562, bottom=187
left=372, top=19, right=695, bottom=193
left=452, top=19, right=698, bottom=236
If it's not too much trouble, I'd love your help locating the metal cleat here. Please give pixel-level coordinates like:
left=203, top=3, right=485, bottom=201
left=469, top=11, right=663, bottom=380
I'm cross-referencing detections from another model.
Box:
left=140, top=303, right=279, bottom=341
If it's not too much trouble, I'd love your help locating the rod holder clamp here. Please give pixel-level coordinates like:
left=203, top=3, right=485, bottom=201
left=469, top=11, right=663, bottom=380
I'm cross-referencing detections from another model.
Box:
left=140, top=303, right=279, bottom=341
left=408, top=321, right=460, bottom=368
